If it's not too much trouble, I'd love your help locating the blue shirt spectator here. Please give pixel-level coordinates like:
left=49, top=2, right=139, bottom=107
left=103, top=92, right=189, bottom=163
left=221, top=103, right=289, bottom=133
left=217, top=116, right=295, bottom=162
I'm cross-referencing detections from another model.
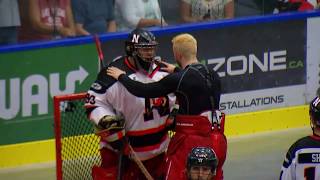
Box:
left=71, top=0, right=116, bottom=35
left=114, top=0, right=167, bottom=32
left=0, top=0, right=20, bottom=45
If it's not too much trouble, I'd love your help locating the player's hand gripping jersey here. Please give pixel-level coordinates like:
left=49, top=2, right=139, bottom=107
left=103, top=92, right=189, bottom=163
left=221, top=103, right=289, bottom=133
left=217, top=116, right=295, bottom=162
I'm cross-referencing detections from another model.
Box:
left=85, top=56, right=176, bottom=161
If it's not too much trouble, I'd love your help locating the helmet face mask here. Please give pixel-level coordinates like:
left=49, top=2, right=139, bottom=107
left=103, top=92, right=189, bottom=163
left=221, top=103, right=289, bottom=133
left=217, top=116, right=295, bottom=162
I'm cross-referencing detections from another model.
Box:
left=125, top=28, right=158, bottom=68
left=187, top=147, right=218, bottom=180
left=135, top=44, right=157, bottom=63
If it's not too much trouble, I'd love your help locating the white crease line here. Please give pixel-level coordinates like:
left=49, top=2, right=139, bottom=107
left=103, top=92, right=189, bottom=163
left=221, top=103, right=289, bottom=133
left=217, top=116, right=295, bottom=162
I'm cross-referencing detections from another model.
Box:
left=0, top=162, right=55, bottom=173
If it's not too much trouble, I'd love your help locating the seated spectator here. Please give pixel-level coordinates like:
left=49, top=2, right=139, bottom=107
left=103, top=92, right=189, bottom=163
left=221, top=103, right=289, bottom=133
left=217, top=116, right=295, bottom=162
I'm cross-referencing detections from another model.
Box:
left=71, top=0, right=116, bottom=35
left=0, top=0, right=20, bottom=46
left=274, top=0, right=318, bottom=13
left=253, top=0, right=278, bottom=14
left=18, top=0, right=75, bottom=43
left=180, top=0, right=234, bottom=23
left=114, top=0, right=167, bottom=32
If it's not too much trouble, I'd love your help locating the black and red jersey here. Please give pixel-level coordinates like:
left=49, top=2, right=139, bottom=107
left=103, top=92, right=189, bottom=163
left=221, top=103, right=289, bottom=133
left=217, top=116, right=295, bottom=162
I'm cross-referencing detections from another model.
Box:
left=85, top=56, right=176, bottom=161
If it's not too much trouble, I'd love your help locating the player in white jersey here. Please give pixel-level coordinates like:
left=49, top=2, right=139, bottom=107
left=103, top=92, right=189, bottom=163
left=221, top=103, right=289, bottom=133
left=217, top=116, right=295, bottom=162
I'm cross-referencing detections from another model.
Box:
left=280, top=96, right=320, bottom=180
left=85, top=28, right=176, bottom=180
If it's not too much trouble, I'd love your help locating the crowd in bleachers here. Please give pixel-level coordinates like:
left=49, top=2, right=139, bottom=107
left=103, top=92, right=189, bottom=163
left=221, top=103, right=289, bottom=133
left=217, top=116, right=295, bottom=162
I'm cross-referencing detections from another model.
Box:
left=0, top=0, right=319, bottom=46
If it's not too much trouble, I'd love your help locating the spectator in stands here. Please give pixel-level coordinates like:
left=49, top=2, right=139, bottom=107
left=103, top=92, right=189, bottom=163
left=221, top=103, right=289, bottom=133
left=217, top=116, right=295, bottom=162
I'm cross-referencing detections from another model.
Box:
left=114, top=0, right=167, bottom=32
left=180, top=0, right=234, bottom=23
left=18, top=0, right=75, bottom=43
left=253, top=0, right=278, bottom=14
left=71, top=0, right=116, bottom=36
left=0, top=0, right=20, bottom=46
left=274, top=0, right=318, bottom=13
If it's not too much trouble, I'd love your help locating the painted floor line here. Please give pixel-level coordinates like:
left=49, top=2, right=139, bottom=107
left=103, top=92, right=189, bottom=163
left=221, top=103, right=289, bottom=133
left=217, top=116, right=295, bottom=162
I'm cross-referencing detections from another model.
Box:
left=0, top=162, right=55, bottom=173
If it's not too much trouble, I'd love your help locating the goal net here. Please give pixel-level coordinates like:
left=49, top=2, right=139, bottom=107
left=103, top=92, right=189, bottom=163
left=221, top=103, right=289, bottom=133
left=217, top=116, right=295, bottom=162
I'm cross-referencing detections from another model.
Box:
left=53, top=93, right=101, bottom=180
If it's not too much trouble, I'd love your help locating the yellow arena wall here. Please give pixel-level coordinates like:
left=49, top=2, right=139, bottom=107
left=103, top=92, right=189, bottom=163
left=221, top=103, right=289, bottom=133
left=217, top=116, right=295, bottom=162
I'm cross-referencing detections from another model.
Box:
left=0, top=105, right=310, bottom=168
left=225, top=105, right=309, bottom=136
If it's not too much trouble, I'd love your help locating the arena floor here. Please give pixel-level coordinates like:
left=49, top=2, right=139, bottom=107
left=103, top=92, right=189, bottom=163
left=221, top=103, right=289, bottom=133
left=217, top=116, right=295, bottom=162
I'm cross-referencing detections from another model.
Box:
left=0, top=127, right=311, bottom=180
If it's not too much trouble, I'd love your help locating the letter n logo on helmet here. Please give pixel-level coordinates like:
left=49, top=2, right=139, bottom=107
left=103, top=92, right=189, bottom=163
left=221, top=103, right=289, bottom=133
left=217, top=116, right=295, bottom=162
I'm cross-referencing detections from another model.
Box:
left=132, top=34, right=140, bottom=43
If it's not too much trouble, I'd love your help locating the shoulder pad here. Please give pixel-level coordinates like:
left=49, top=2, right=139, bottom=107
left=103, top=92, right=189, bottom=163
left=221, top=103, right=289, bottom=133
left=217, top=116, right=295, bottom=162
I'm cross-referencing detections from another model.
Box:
left=108, top=56, right=126, bottom=68
left=92, top=56, right=134, bottom=91
left=111, top=56, right=123, bottom=63
left=94, top=67, right=117, bottom=90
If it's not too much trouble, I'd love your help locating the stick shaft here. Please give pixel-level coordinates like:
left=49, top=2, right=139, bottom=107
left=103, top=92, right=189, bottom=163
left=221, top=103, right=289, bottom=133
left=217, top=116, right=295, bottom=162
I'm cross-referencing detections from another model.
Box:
left=117, top=141, right=125, bottom=180
left=94, top=35, right=105, bottom=70
left=128, top=144, right=154, bottom=180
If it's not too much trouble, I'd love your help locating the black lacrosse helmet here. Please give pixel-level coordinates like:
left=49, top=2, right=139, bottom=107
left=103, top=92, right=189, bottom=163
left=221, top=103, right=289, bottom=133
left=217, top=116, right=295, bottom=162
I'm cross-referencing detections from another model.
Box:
left=310, top=96, right=320, bottom=126
left=125, top=28, right=158, bottom=60
left=187, top=147, right=218, bottom=173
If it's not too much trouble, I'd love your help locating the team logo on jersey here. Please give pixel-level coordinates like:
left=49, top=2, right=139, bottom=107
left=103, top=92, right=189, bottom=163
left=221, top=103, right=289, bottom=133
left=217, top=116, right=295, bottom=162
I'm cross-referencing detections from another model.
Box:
left=144, top=96, right=170, bottom=121
left=91, top=82, right=102, bottom=90
left=131, top=34, right=140, bottom=43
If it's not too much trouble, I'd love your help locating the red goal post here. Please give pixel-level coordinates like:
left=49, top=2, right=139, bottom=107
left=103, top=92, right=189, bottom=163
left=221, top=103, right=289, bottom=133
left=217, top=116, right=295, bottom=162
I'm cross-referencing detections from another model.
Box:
left=53, top=93, right=101, bottom=180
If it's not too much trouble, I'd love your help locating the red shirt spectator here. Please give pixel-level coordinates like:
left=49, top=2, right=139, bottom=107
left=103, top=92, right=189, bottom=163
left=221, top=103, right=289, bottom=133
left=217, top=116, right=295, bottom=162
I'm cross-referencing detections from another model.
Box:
left=19, top=0, right=75, bottom=43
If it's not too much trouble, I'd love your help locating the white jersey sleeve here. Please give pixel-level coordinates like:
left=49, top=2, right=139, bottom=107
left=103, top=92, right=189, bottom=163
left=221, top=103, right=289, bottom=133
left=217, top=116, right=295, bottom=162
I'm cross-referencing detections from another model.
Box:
left=86, top=84, right=116, bottom=125
left=85, top=57, right=176, bottom=160
left=280, top=136, right=320, bottom=180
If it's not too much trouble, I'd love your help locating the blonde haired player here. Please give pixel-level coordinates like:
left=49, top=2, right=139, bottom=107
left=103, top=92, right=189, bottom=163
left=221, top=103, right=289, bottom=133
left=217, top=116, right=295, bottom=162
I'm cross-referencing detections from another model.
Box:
left=107, top=33, right=227, bottom=180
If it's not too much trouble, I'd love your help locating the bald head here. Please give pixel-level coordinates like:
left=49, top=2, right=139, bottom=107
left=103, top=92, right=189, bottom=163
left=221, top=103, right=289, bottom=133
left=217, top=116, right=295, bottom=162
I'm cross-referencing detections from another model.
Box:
left=172, top=34, right=197, bottom=60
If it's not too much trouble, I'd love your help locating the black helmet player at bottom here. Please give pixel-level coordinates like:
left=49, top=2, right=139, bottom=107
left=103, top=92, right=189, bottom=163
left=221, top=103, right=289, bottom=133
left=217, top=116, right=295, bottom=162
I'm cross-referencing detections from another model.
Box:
left=186, top=147, right=218, bottom=180
left=310, top=96, right=320, bottom=126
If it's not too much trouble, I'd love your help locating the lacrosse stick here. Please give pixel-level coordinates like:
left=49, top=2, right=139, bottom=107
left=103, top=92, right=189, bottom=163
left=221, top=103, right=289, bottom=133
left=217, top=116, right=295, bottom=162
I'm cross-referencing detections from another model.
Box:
left=127, top=143, right=154, bottom=180
left=94, top=35, right=105, bottom=71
